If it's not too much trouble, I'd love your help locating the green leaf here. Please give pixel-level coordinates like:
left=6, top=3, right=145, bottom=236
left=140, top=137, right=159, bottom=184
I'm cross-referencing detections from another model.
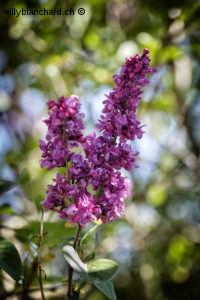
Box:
left=15, top=221, right=77, bottom=247
left=63, top=245, right=87, bottom=275
left=0, top=179, right=16, bottom=194
left=87, top=259, right=118, bottom=283
left=0, top=206, right=16, bottom=215
left=83, top=251, right=95, bottom=262
left=63, top=245, right=118, bottom=283
left=80, top=225, right=99, bottom=247
left=0, top=237, right=24, bottom=284
left=18, top=168, right=30, bottom=185
left=15, top=221, right=40, bottom=244
left=94, top=281, right=117, bottom=300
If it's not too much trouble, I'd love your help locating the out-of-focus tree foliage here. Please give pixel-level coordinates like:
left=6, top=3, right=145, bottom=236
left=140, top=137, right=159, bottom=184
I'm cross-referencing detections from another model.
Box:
left=0, top=0, right=200, bottom=299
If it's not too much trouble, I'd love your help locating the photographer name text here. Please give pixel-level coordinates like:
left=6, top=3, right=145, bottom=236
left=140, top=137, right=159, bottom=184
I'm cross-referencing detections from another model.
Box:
left=4, top=7, right=85, bottom=17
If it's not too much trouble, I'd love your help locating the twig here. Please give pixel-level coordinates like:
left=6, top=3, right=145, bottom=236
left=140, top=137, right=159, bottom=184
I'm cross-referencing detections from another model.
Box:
left=38, top=208, right=46, bottom=300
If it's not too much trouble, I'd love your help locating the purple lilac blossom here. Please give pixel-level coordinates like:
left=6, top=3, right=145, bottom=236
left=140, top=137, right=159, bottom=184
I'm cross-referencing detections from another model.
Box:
left=96, top=48, right=155, bottom=142
left=40, top=49, right=156, bottom=226
left=39, top=95, right=84, bottom=170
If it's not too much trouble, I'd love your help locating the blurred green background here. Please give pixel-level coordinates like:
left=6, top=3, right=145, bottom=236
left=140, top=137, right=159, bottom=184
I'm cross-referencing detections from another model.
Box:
left=0, top=0, right=200, bottom=299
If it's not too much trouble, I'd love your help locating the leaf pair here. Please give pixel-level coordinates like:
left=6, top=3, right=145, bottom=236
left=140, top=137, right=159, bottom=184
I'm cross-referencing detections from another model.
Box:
left=63, top=245, right=118, bottom=300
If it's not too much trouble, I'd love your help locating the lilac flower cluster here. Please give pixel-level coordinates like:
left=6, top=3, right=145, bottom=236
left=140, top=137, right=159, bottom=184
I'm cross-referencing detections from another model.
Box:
left=40, top=49, right=155, bottom=226
left=39, top=95, right=84, bottom=170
